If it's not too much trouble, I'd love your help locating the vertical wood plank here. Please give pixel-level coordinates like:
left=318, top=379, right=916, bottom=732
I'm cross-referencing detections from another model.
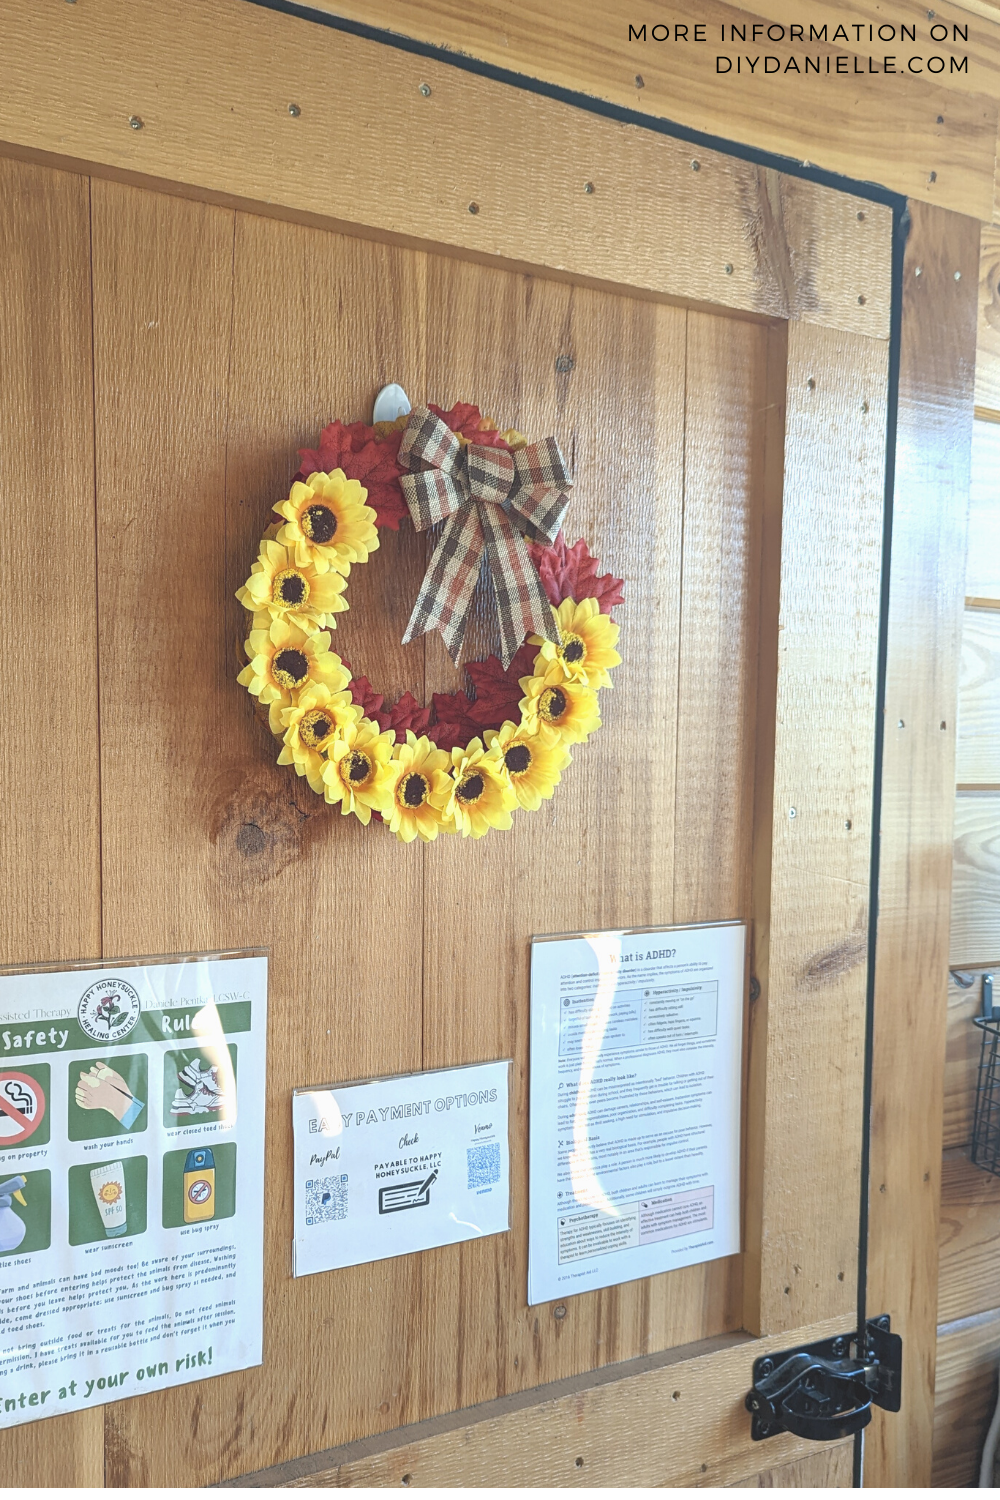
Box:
left=749, top=323, right=888, bottom=1335
left=673, top=313, right=767, bottom=928
left=0, top=155, right=105, bottom=1487
left=932, top=1309, right=1000, bottom=1487
left=728, top=1441, right=853, bottom=1486
left=865, top=198, right=980, bottom=1488
left=93, top=192, right=432, bottom=1484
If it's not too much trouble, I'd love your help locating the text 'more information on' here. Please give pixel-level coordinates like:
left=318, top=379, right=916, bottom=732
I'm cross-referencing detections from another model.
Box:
left=528, top=923, right=744, bottom=1305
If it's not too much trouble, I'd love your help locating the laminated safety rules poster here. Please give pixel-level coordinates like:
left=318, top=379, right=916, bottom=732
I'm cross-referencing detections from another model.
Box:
left=0, top=951, right=266, bottom=1428
left=528, top=923, right=744, bottom=1305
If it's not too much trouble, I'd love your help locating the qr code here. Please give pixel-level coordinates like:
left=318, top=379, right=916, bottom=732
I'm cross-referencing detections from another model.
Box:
left=305, top=1174, right=348, bottom=1225
left=467, top=1143, right=501, bottom=1189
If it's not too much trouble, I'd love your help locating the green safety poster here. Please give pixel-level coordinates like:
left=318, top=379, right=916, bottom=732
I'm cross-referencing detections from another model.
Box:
left=0, top=952, right=266, bottom=1426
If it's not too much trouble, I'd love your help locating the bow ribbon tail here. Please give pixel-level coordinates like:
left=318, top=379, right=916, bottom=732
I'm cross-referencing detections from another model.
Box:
left=479, top=506, right=560, bottom=669
left=402, top=505, right=485, bottom=663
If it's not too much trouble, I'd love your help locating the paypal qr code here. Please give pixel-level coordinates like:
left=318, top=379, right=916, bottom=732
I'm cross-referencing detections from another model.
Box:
left=466, top=1143, right=500, bottom=1190
left=305, top=1174, right=348, bottom=1225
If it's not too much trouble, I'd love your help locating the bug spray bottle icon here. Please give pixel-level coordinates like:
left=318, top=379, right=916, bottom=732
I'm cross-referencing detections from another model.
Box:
left=0, top=1175, right=27, bottom=1252
left=183, top=1147, right=216, bottom=1223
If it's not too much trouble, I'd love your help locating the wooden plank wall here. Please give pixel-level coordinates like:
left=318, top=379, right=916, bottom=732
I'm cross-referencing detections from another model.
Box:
left=314, top=0, right=1000, bottom=222
left=932, top=223, right=1000, bottom=1487
left=0, top=153, right=792, bottom=1485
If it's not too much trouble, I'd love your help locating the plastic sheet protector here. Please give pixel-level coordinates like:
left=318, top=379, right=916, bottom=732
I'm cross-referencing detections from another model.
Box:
left=528, top=923, right=744, bottom=1305
left=292, top=1060, right=510, bottom=1276
left=0, top=951, right=266, bottom=1427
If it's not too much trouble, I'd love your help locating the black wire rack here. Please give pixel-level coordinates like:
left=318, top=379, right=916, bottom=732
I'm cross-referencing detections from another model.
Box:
left=971, top=975, right=1000, bottom=1178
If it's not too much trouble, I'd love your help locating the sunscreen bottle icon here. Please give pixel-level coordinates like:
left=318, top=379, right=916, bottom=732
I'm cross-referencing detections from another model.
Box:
left=183, top=1147, right=216, bottom=1223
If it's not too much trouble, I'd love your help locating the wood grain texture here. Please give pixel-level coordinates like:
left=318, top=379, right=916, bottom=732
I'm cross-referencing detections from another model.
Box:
left=976, top=225, right=1000, bottom=413
left=93, top=190, right=427, bottom=1485
left=0, top=0, right=893, bottom=338
left=957, top=607, right=1000, bottom=783
left=728, top=1442, right=853, bottom=1486
left=932, top=1308, right=1000, bottom=1486
left=939, top=1147, right=1000, bottom=1324
left=222, top=1317, right=851, bottom=1487
left=865, top=198, right=980, bottom=1489
left=306, top=0, right=998, bottom=219
left=0, top=154, right=105, bottom=1488
left=952, top=792, right=1000, bottom=965
left=750, top=322, right=887, bottom=1336
left=944, top=968, right=988, bottom=1150
left=965, top=420, right=1000, bottom=603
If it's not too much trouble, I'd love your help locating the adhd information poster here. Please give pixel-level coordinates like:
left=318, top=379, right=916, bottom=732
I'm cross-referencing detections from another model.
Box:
left=0, top=952, right=266, bottom=1428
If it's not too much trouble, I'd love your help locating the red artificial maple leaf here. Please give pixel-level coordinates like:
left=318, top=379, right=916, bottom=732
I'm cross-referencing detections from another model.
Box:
left=348, top=676, right=391, bottom=732
left=387, top=691, right=434, bottom=744
left=528, top=532, right=625, bottom=615
left=294, top=421, right=408, bottom=530
left=428, top=402, right=511, bottom=450
left=428, top=690, right=480, bottom=753
left=465, top=643, right=537, bottom=732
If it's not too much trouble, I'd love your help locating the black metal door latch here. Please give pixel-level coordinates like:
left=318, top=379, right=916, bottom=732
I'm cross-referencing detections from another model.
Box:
left=745, top=1317, right=902, bottom=1441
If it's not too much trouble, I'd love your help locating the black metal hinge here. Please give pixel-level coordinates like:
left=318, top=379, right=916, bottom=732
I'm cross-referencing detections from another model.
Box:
left=745, top=1317, right=902, bottom=1442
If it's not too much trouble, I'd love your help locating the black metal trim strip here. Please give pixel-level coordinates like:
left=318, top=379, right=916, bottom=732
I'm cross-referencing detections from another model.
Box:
left=235, top=3, right=908, bottom=1485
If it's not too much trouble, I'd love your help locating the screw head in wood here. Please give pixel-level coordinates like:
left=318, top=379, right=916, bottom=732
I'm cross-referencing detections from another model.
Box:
left=128, top=115, right=144, bottom=130
left=287, top=103, right=301, bottom=117
left=788, top=807, right=797, bottom=818
left=857, top=210, right=866, bottom=221
left=635, top=74, right=645, bottom=87
left=955, top=270, right=962, bottom=280
left=468, top=201, right=479, bottom=215
left=691, top=159, right=700, bottom=171
left=419, top=82, right=432, bottom=97
left=555, top=354, right=575, bottom=373
left=584, top=181, right=595, bottom=194
left=724, top=263, right=733, bottom=275
left=806, top=377, right=816, bottom=390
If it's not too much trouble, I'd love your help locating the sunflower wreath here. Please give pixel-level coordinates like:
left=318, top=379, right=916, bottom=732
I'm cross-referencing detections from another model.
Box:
left=236, top=401, right=624, bottom=842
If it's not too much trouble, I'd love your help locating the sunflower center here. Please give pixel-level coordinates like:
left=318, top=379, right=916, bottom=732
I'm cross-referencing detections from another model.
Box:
left=400, top=772, right=429, bottom=809
left=300, top=709, right=334, bottom=748
left=340, top=750, right=373, bottom=788
left=561, top=634, right=585, bottom=664
left=272, top=648, right=310, bottom=689
left=456, top=773, right=485, bottom=804
left=302, top=504, right=338, bottom=544
left=274, top=568, right=309, bottom=607
left=504, top=743, right=532, bottom=776
left=539, top=686, right=568, bottom=723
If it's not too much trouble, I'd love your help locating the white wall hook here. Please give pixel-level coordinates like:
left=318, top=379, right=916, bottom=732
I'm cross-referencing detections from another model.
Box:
left=372, top=383, right=411, bottom=424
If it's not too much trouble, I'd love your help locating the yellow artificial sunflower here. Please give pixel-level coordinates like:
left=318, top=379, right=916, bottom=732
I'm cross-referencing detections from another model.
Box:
left=444, top=739, right=516, bottom=838
left=484, top=720, right=572, bottom=812
left=274, top=469, right=379, bottom=576
left=321, top=717, right=396, bottom=824
left=237, top=618, right=349, bottom=720
left=530, top=597, right=621, bottom=689
left=236, top=539, right=348, bottom=633
left=384, top=733, right=455, bottom=843
left=278, top=684, right=362, bottom=794
left=519, top=662, right=601, bottom=745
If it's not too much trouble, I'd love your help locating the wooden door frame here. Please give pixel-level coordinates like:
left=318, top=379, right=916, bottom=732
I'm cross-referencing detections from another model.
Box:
left=0, top=0, right=979, bottom=1486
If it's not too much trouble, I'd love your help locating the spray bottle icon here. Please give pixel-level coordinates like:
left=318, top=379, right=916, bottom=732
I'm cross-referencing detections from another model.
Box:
left=183, top=1148, right=215, bottom=1223
left=0, top=1175, right=27, bottom=1253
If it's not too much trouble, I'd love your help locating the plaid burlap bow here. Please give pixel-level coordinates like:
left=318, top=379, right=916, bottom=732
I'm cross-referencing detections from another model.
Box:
left=398, top=407, right=573, bottom=668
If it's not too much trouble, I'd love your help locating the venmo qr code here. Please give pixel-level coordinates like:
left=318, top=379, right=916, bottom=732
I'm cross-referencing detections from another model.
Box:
left=305, top=1174, right=348, bottom=1225
left=467, top=1143, right=500, bottom=1190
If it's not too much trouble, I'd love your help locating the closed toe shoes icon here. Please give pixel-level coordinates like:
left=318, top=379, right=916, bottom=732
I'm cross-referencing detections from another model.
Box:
left=171, top=1060, right=227, bottom=1117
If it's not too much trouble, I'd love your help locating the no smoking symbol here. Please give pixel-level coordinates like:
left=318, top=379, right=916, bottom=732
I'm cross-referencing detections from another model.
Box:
left=0, top=1072, right=45, bottom=1147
